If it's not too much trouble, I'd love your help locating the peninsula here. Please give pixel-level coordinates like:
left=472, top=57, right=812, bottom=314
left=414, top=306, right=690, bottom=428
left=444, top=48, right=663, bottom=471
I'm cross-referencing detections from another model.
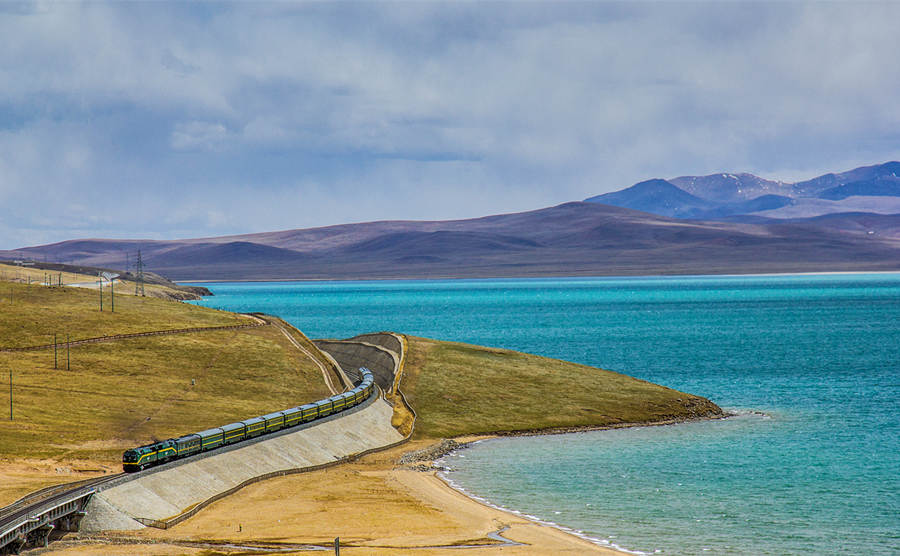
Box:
left=0, top=268, right=722, bottom=554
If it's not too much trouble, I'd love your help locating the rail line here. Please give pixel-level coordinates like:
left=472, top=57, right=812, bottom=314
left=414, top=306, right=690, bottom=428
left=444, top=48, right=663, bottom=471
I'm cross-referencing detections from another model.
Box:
left=0, top=475, right=122, bottom=525
left=0, top=473, right=125, bottom=553
left=0, top=329, right=410, bottom=554
left=265, top=317, right=344, bottom=395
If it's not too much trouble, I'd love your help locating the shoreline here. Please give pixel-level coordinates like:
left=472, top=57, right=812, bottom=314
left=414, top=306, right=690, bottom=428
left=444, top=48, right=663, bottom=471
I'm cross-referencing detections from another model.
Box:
left=432, top=465, right=636, bottom=555
left=179, top=269, right=900, bottom=284
left=59, top=438, right=635, bottom=555
left=401, top=414, right=739, bottom=555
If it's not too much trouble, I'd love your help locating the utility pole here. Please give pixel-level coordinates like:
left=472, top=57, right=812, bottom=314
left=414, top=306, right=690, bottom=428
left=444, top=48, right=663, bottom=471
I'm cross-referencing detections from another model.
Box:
left=98, top=274, right=103, bottom=311
left=66, top=334, right=70, bottom=371
left=54, top=334, right=58, bottom=369
left=135, top=250, right=145, bottom=296
left=9, top=369, right=12, bottom=421
left=110, top=278, right=114, bottom=312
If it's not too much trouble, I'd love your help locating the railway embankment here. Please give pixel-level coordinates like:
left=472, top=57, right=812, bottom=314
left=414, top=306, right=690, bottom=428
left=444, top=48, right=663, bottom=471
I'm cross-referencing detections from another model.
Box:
left=79, top=331, right=412, bottom=534
left=314, top=332, right=404, bottom=391
left=82, top=395, right=404, bottom=531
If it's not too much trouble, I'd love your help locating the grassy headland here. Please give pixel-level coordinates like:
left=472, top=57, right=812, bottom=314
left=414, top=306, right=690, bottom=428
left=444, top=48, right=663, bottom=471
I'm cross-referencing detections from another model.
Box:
left=399, top=336, right=723, bottom=439
left=0, top=262, right=209, bottom=301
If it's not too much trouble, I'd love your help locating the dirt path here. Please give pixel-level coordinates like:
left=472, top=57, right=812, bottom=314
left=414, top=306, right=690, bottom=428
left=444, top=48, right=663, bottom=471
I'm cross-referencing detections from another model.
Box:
left=267, top=318, right=341, bottom=395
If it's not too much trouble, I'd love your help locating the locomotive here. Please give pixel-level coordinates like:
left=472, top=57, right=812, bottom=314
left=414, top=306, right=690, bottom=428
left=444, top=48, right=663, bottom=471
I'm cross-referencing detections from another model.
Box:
left=122, top=368, right=375, bottom=472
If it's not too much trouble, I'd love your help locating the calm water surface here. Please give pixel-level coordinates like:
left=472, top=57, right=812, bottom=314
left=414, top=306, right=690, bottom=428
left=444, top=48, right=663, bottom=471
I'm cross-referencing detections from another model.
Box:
left=188, top=274, right=900, bottom=555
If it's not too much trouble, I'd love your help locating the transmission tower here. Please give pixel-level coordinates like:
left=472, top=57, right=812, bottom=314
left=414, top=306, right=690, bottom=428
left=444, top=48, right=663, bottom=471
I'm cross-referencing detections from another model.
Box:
left=134, top=250, right=145, bottom=297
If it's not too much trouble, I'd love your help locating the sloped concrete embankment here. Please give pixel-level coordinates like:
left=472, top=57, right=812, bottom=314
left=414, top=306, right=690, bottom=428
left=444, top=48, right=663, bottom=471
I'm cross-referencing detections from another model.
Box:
left=314, top=333, right=402, bottom=392
left=82, top=398, right=403, bottom=531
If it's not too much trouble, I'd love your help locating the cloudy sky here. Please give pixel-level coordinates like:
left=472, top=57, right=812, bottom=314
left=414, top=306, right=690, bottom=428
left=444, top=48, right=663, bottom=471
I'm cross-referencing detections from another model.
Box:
left=2, top=1, right=899, bottom=249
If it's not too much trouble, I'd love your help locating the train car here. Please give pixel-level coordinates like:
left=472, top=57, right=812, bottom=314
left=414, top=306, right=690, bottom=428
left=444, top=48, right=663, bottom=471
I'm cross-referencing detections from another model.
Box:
left=299, top=403, right=318, bottom=423
left=243, top=417, right=266, bottom=438
left=331, top=394, right=347, bottom=413
left=261, top=411, right=285, bottom=433
left=341, top=391, right=355, bottom=408
left=197, top=428, right=224, bottom=452
left=315, top=399, right=334, bottom=417
left=283, top=406, right=302, bottom=428
left=221, top=422, right=246, bottom=445
left=175, top=433, right=201, bottom=457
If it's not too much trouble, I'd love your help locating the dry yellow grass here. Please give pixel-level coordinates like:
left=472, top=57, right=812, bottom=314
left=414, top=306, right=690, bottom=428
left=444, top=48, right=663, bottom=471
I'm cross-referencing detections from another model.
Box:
left=0, top=327, right=332, bottom=461
left=0, top=280, right=243, bottom=349
left=0, top=281, right=333, bottom=505
left=400, top=335, right=723, bottom=439
left=0, top=262, right=97, bottom=286
left=0, top=262, right=194, bottom=297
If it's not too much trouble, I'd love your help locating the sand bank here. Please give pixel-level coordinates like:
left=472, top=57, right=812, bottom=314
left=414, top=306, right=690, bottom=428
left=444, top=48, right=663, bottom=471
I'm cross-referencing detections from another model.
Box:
left=46, top=440, right=626, bottom=555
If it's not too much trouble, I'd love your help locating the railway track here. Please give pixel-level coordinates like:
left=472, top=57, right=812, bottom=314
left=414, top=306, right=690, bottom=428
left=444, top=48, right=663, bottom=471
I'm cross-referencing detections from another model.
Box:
left=0, top=474, right=122, bottom=524
left=0, top=475, right=120, bottom=524
left=0, top=473, right=125, bottom=553
left=0, top=317, right=389, bottom=553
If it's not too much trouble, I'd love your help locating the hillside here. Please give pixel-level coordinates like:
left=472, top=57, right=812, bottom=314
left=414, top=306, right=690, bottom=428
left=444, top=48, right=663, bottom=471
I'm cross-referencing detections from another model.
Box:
left=0, top=280, right=333, bottom=505
left=0, top=261, right=210, bottom=300
left=399, top=336, right=723, bottom=439
left=3, top=200, right=900, bottom=281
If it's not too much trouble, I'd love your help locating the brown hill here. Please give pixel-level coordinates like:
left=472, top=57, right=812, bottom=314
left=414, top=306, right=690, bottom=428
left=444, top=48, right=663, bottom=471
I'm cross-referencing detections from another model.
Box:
left=4, top=202, right=899, bottom=281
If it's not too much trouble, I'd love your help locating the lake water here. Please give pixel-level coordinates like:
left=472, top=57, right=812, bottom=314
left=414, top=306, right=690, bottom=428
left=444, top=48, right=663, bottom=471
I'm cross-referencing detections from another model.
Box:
left=187, top=274, right=900, bottom=555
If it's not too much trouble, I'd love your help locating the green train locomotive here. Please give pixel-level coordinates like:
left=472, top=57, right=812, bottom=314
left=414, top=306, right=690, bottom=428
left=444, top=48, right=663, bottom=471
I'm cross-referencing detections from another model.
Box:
left=122, top=368, right=376, bottom=472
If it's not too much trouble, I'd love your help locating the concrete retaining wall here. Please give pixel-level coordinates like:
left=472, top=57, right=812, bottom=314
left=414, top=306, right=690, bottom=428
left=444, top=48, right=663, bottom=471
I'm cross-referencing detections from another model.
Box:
left=82, top=398, right=403, bottom=531
left=348, top=333, right=403, bottom=357
left=314, top=339, right=398, bottom=391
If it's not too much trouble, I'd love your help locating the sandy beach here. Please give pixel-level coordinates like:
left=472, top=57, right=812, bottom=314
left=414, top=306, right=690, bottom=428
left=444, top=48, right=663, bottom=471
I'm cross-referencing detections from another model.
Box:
left=45, top=439, right=627, bottom=555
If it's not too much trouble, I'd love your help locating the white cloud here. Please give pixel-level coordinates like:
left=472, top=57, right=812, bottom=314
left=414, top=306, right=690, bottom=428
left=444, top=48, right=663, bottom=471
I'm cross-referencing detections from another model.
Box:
left=170, top=121, right=232, bottom=151
left=1, top=2, right=900, bottom=249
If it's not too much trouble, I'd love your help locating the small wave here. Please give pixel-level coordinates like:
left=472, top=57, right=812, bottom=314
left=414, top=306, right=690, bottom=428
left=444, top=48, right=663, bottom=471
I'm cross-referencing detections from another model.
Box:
left=436, top=468, right=647, bottom=555
left=725, top=408, right=773, bottom=419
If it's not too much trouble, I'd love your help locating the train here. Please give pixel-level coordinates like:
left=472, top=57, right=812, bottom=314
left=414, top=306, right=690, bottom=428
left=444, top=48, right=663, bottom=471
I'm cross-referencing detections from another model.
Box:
left=122, top=368, right=375, bottom=472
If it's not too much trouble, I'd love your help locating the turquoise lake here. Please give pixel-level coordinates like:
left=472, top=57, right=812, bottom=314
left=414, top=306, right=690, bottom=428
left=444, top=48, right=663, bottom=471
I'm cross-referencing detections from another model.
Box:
left=187, top=274, right=900, bottom=555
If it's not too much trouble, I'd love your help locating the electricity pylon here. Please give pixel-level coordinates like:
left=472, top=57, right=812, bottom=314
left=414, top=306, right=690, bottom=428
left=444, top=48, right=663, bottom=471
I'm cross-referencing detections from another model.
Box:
left=134, top=250, right=145, bottom=297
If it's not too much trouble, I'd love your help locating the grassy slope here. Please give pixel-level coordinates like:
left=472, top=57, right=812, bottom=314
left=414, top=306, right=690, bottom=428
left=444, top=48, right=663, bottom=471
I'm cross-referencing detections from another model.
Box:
left=0, top=281, right=332, bottom=469
left=400, top=336, right=723, bottom=439
left=0, top=263, right=97, bottom=286
left=0, top=281, right=243, bottom=349
left=0, top=262, right=207, bottom=301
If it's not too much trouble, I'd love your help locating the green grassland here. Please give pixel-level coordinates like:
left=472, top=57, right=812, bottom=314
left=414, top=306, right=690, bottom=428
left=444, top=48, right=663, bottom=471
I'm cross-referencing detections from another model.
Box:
left=399, top=336, right=723, bottom=439
left=0, top=280, right=243, bottom=349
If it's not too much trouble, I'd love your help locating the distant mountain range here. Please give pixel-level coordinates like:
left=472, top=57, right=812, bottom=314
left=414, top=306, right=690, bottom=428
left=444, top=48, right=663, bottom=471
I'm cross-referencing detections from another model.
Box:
left=3, top=162, right=899, bottom=281
left=586, top=161, right=900, bottom=219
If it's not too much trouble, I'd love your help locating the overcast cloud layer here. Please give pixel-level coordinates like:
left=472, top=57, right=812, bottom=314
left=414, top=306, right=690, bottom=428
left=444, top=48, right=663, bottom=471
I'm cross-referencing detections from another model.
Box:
left=2, top=1, right=899, bottom=249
